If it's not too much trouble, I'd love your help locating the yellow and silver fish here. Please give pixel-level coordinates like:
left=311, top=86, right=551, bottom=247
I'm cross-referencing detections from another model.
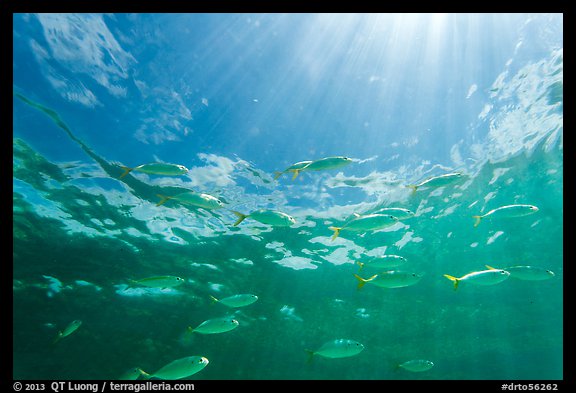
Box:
left=329, top=213, right=398, bottom=240
left=119, top=163, right=189, bottom=179
left=485, top=265, right=555, bottom=281
left=145, top=356, right=209, bottom=380
left=397, top=359, right=434, bottom=372
left=156, top=191, right=224, bottom=210
left=210, top=294, right=259, bottom=308
left=406, top=172, right=464, bottom=194
left=232, top=209, right=296, bottom=227
left=129, top=276, right=185, bottom=289
left=188, top=317, right=240, bottom=334
left=52, top=319, right=82, bottom=344
left=472, top=204, right=539, bottom=227
left=443, top=269, right=510, bottom=290
left=289, top=156, right=353, bottom=180
left=354, top=271, right=422, bottom=289
left=305, top=339, right=364, bottom=362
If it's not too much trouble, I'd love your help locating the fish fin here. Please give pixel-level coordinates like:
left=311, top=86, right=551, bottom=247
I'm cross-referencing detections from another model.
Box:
left=443, top=274, right=460, bottom=290
left=119, top=166, right=133, bottom=179
left=472, top=215, right=482, bottom=227
left=354, top=274, right=374, bottom=290
left=406, top=185, right=418, bottom=195
left=177, top=327, right=196, bottom=346
left=52, top=333, right=63, bottom=345
left=356, top=261, right=364, bottom=272
left=232, top=211, right=248, bottom=226
left=328, top=226, right=341, bottom=241
left=305, top=349, right=315, bottom=364
left=290, top=169, right=300, bottom=180
left=485, top=265, right=497, bottom=270
left=273, top=171, right=283, bottom=180
left=155, top=194, right=172, bottom=206
left=209, top=295, right=219, bottom=305
left=126, top=279, right=138, bottom=289
left=137, top=369, right=152, bottom=380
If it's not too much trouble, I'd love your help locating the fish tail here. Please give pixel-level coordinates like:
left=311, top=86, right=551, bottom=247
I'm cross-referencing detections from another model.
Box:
left=406, top=185, right=418, bottom=195
left=354, top=274, right=369, bottom=290
left=356, top=261, right=364, bottom=272
left=137, top=368, right=151, bottom=380
left=51, top=333, right=62, bottom=345
left=178, top=327, right=196, bottom=346
left=472, top=215, right=482, bottom=227
left=209, top=295, right=219, bottom=305
left=305, top=349, right=315, bottom=364
left=126, top=279, right=138, bottom=289
left=155, top=194, right=172, bottom=206
left=232, top=211, right=248, bottom=226
left=328, top=226, right=341, bottom=241
left=119, top=166, right=133, bottom=179
left=290, top=169, right=300, bottom=180
left=443, top=274, right=460, bottom=290
left=273, top=171, right=284, bottom=180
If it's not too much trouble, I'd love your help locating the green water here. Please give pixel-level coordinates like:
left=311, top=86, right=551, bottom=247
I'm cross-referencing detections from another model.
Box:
left=13, top=130, right=563, bottom=380
left=13, top=46, right=563, bottom=380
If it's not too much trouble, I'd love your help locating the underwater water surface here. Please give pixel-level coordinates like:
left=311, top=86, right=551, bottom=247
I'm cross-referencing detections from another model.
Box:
left=13, top=13, right=563, bottom=380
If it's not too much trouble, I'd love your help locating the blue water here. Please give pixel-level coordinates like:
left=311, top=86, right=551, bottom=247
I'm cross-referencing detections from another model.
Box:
left=13, top=13, right=563, bottom=380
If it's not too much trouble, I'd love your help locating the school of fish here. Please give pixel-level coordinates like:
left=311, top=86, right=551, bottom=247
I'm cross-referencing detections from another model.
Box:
left=105, top=160, right=550, bottom=377
left=47, top=158, right=552, bottom=378
left=15, top=94, right=557, bottom=379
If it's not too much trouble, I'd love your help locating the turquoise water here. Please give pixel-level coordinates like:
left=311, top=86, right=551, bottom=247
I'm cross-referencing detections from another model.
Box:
left=13, top=13, right=562, bottom=380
